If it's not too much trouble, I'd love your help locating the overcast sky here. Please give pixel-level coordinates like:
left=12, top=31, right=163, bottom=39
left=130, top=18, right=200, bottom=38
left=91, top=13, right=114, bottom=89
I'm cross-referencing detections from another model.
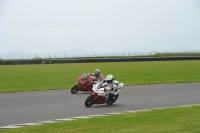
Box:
left=0, top=0, right=200, bottom=54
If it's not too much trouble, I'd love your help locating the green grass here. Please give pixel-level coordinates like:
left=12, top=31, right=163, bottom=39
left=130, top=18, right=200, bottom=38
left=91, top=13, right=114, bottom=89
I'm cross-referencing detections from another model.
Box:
left=1, top=106, right=200, bottom=133
left=0, top=60, right=200, bottom=93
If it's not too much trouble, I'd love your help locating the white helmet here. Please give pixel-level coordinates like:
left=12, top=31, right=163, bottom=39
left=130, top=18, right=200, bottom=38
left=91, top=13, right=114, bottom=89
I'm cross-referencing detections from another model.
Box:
left=105, top=74, right=114, bottom=83
left=94, top=69, right=100, bottom=77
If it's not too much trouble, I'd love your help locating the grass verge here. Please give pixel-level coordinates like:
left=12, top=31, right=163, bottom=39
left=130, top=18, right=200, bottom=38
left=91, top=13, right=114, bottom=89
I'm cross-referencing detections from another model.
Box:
left=1, top=106, right=200, bottom=133
left=0, top=60, right=200, bottom=93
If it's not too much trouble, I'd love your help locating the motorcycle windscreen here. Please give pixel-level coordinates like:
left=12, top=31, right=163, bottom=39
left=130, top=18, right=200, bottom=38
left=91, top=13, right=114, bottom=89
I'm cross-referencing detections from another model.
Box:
left=81, top=73, right=88, bottom=80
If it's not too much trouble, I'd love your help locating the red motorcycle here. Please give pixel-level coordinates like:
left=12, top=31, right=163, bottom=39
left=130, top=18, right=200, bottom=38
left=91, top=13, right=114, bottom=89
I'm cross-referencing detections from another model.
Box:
left=85, top=82, right=123, bottom=107
left=71, top=73, right=95, bottom=94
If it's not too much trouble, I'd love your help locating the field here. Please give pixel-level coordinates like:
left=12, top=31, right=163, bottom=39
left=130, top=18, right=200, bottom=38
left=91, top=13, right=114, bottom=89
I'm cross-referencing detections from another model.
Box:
left=0, top=60, right=200, bottom=93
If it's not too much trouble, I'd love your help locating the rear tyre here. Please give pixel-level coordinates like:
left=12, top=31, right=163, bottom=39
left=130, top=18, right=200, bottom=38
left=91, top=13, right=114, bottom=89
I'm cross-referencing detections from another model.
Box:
left=71, top=85, right=79, bottom=94
left=85, top=94, right=94, bottom=107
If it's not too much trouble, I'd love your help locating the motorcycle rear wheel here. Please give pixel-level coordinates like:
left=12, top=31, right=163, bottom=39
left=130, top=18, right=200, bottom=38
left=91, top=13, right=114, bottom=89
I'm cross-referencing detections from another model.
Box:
left=85, top=94, right=94, bottom=107
left=71, top=85, right=79, bottom=94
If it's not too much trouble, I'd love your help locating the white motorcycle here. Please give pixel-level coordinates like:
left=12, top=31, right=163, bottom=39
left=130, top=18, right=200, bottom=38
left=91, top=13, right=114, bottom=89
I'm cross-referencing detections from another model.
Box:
left=85, top=81, right=123, bottom=107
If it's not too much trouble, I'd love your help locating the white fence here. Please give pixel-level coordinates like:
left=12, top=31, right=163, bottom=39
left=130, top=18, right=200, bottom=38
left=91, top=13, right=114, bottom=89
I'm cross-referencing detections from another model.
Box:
left=0, top=50, right=200, bottom=60
left=0, top=52, right=152, bottom=60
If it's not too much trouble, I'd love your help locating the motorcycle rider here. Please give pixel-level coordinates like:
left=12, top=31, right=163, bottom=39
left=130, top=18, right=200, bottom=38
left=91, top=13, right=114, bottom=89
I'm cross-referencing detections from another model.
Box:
left=103, top=74, right=120, bottom=101
left=88, top=69, right=104, bottom=83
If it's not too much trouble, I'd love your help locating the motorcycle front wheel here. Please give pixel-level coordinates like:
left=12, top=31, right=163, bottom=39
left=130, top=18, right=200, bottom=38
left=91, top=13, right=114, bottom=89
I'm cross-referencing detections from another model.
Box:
left=106, top=93, right=119, bottom=105
left=85, top=94, right=94, bottom=107
left=71, top=84, right=79, bottom=94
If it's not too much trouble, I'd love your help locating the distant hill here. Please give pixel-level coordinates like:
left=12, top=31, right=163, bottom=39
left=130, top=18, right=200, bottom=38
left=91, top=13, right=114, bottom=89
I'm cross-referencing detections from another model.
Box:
left=1, top=48, right=199, bottom=60
left=45, top=48, right=97, bottom=57
left=0, top=51, right=31, bottom=59
left=0, top=48, right=103, bottom=59
left=2, top=51, right=28, bottom=56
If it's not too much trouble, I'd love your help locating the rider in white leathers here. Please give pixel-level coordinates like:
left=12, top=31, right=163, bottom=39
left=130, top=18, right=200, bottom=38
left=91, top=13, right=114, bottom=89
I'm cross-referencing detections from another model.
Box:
left=103, top=74, right=120, bottom=101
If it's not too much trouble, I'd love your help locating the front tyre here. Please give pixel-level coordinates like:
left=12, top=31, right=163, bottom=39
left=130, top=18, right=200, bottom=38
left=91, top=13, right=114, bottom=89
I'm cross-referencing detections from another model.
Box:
left=71, top=85, right=79, bottom=94
left=106, top=93, right=119, bottom=105
left=85, top=94, right=94, bottom=107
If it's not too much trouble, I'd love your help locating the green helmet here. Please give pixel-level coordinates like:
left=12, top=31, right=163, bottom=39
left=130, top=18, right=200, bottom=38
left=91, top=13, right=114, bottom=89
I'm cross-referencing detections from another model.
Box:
left=105, top=74, right=114, bottom=83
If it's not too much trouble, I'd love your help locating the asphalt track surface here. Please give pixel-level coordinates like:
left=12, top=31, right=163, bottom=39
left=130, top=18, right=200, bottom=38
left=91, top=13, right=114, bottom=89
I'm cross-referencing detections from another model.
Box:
left=0, top=82, right=200, bottom=127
